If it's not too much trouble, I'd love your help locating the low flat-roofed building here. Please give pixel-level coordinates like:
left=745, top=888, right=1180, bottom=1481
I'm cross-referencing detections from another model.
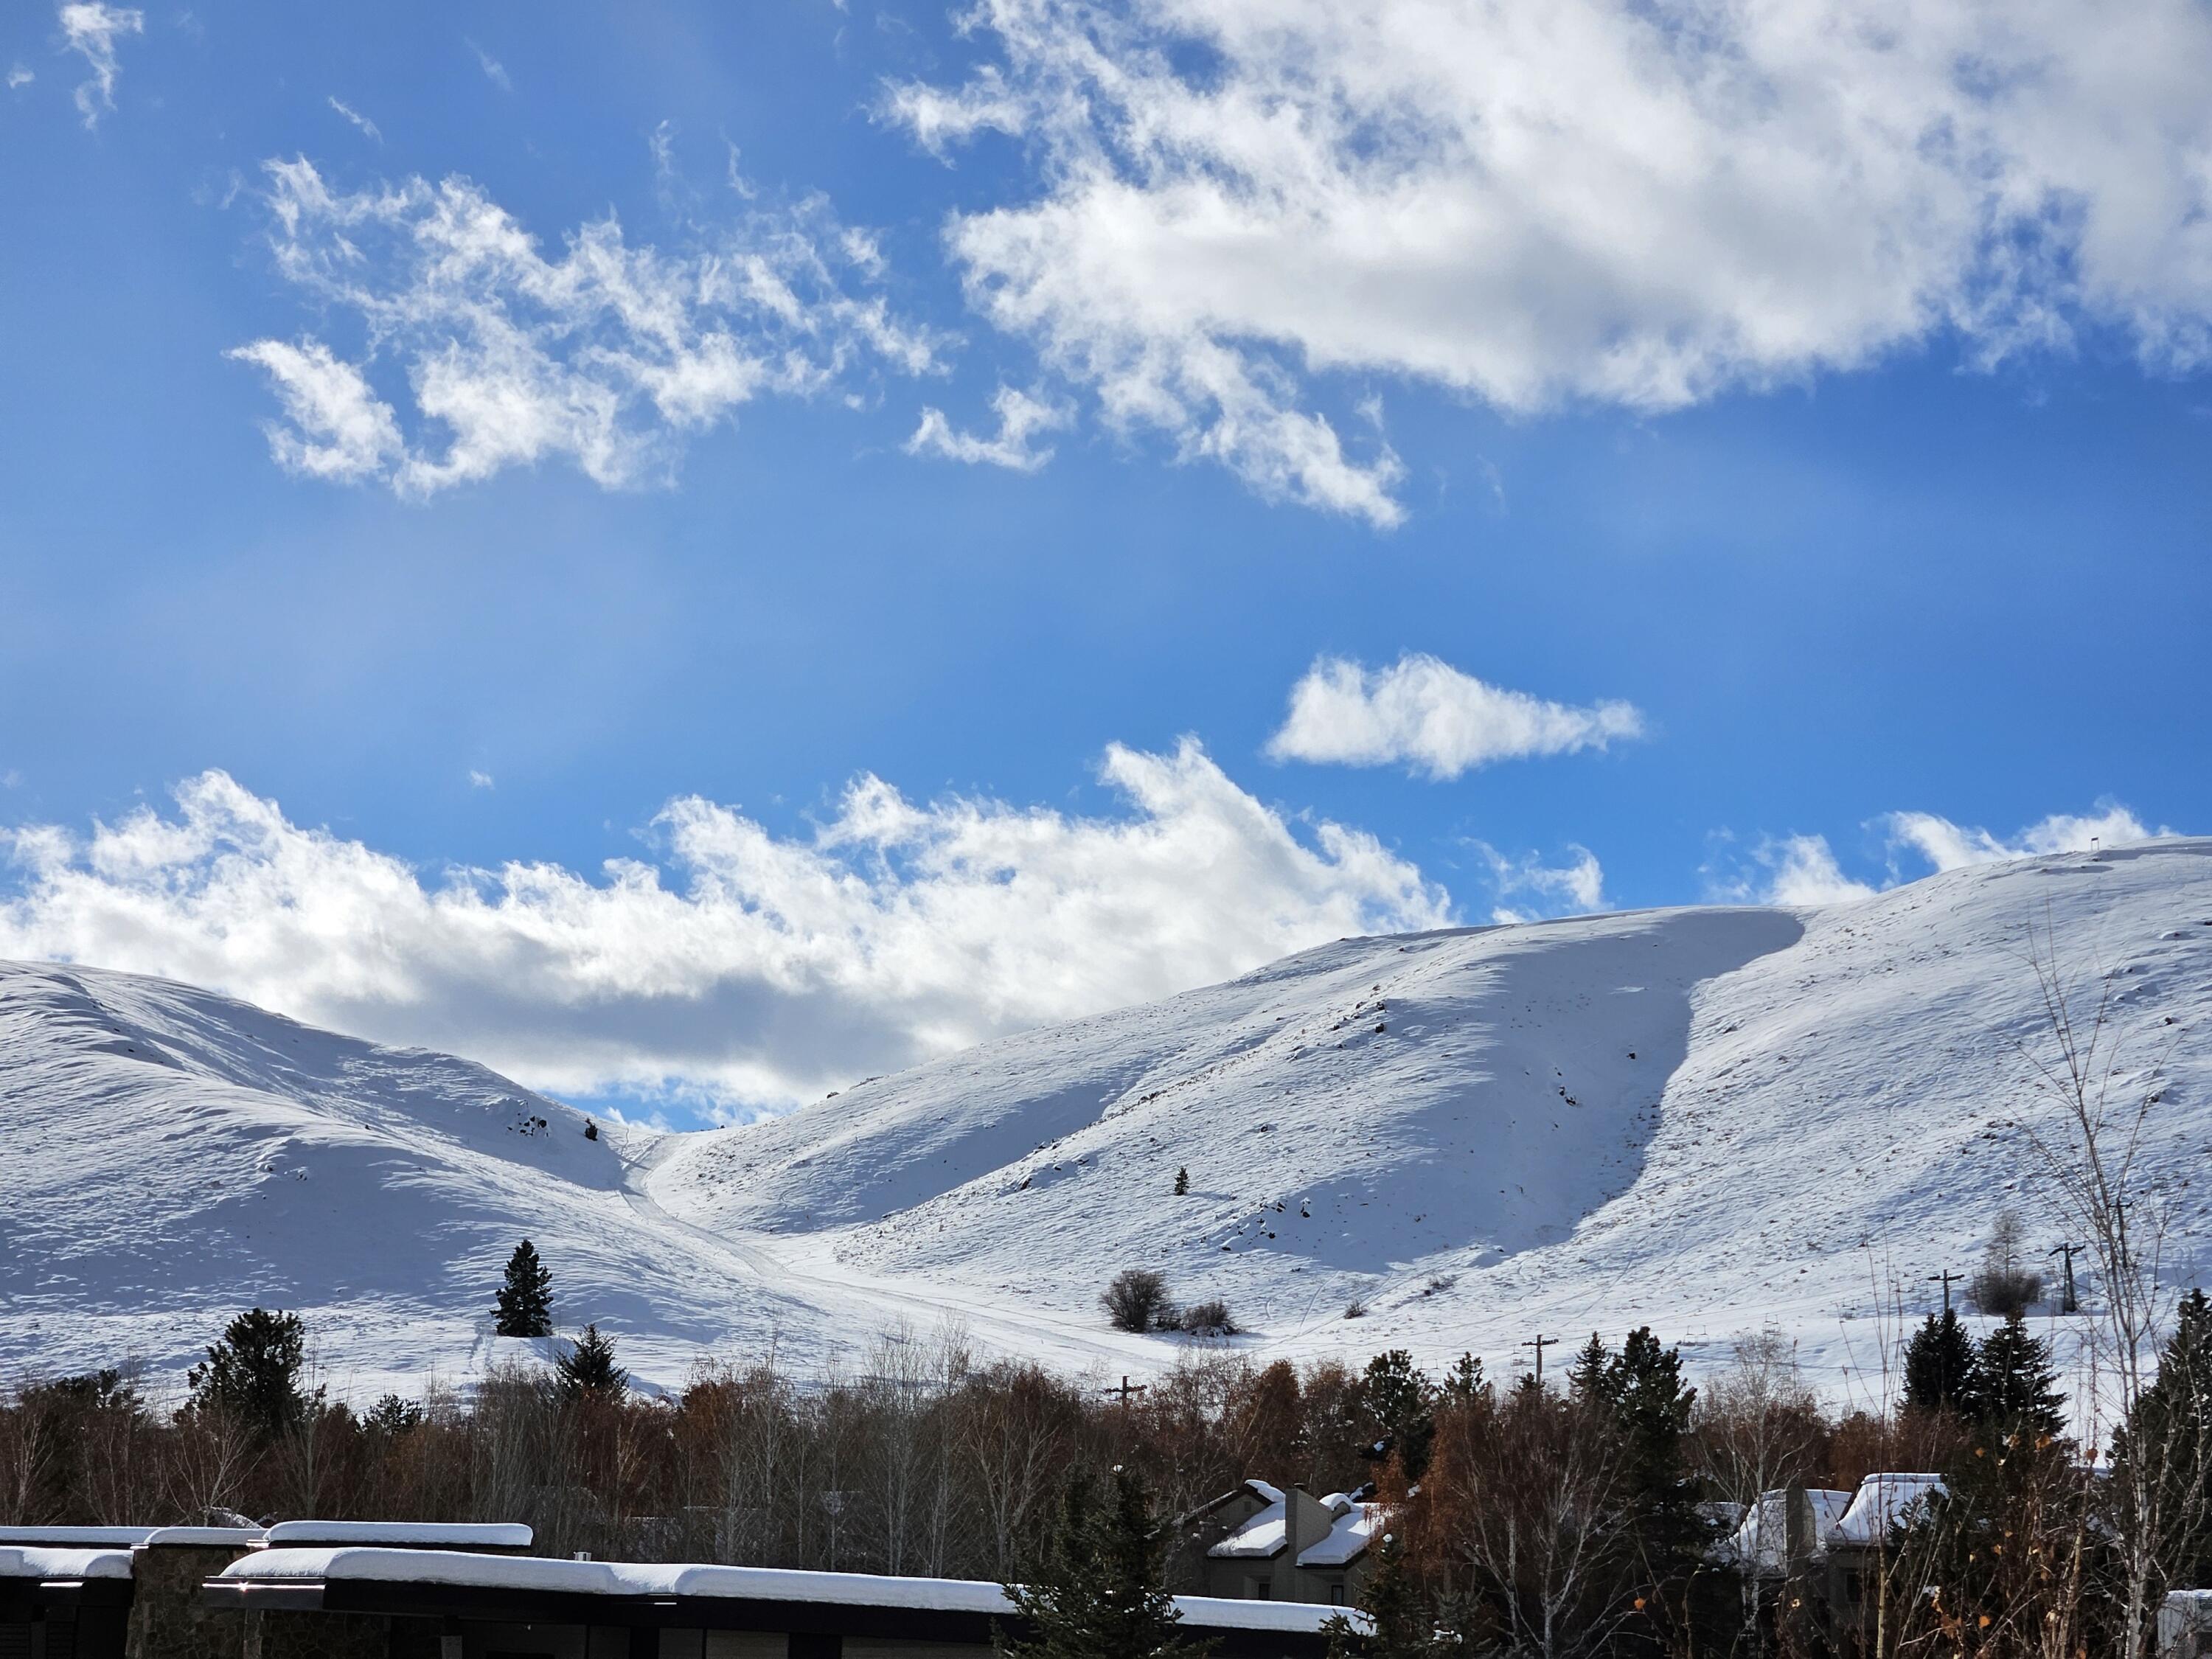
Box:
left=204, top=1547, right=1360, bottom=1659
left=0, top=1545, right=135, bottom=1659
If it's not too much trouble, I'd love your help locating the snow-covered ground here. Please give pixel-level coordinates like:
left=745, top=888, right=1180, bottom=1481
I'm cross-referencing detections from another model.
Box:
left=4, top=841, right=2208, bottom=1416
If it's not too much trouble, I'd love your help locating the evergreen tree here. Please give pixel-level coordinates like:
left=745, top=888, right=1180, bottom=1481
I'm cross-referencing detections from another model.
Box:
left=1001, top=1465, right=1191, bottom=1659
left=1362, top=1350, right=1439, bottom=1478
left=493, top=1239, right=554, bottom=1338
left=1903, top=1308, right=1977, bottom=1416
left=1567, top=1333, right=1614, bottom=1405
left=2112, top=1289, right=2212, bottom=1592
left=1173, top=1167, right=1189, bottom=1196
left=186, top=1307, right=315, bottom=1437
left=1963, top=1312, right=2065, bottom=1436
left=1598, top=1329, right=1709, bottom=1657
left=365, top=1394, right=425, bottom=1434
left=1443, top=1352, right=1486, bottom=1403
left=556, top=1324, right=628, bottom=1399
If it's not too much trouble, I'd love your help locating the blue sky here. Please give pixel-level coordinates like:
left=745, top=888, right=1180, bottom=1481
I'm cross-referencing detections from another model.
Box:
left=2, top=0, right=2207, bottom=1122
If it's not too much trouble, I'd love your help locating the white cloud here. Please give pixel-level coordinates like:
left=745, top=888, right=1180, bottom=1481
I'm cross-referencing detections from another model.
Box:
left=1723, top=801, right=2166, bottom=906
left=59, top=2, right=141, bottom=129
left=1475, top=843, right=1607, bottom=925
left=1885, top=803, right=2153, bottom=873
left=7, top=65, right=33, bottom=91
left=1742, top=835, right=1881, bottom=908
left=468, top=770, right=495, bottom=790
left=465, top=38, right=511, bottom=93
left=891, top=0, right=2212, bottom=524
left=0, top=747, right=1451, bottom=1113
left=229, top=158, right=942, bottom=495
left=328, top=96, right=380, bottom=144
left=1266, top=654, right=1644, bottom=779
left=905, top=383, right=1071, bottom=473
left=225, top=338, right=403, bottom=481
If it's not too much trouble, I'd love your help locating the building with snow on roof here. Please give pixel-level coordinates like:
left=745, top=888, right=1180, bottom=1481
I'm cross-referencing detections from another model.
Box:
left=1182, top=1480, right=1382, bottom=1605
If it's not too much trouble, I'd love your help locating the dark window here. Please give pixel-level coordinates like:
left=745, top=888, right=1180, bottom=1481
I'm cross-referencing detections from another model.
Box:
left=1329, top=1585, right=1346, bottom=1605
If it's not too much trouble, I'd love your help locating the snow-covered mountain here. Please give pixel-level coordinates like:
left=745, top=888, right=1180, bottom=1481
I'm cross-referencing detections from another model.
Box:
left=4, top=840, right=2209, bottom=1408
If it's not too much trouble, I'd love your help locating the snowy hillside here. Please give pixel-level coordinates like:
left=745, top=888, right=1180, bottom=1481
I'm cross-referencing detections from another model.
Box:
left=4, top=840, right=2209, bottom=1410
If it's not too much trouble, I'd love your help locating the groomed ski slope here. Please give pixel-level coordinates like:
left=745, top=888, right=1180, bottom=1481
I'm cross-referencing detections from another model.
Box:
left=3, top=839, right=2208, bottom=1410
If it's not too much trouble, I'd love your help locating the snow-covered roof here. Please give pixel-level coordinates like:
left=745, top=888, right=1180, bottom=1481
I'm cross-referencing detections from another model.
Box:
left=1829, top=1475, right=1945, bottom=1546
left=0, top=1547, right=133, bottom=1580
left=140, top=1527, right=263, bottom=1548
left=218, top=1548, right=1366, bottom=1635
left=0, top=1526, right=154, bottom=1546
left=1205, top=1480, right=1290, bottom=1559
left=1715, top=1490, right=1854, bottom=1572
left=259, top=1521, right=531, bottom=1549
left=1296, top=1495, right=1380, bottom=1568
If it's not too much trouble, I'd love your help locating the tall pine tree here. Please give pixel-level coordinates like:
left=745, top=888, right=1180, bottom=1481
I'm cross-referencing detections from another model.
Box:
left=2112, top=1289, right=2212, bottom=1593
left=186, top=1307, right=315, bottom=1438
left=1903, top=1309, right=1977, bottom=1416
left=555, top=1324, right=627, bottom=1399
left=1963, top=1312, right=2065, bottom=1436
left=493, top=1239, right=554, bottom=1338
left=1002, top=1466, right=1191, bottom=1659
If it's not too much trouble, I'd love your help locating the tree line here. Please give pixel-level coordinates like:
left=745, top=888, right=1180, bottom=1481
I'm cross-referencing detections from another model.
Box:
left=4, top=1295, right=2211, bottom=1656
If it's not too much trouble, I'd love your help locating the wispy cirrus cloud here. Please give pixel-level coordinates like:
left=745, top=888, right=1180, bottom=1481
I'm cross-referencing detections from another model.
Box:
left=327, top=95, right=380, bottom=144
left=889, top=0, right=2212, bottom=526
left=905, top=384, right=1071, bottom=473
left=1267, top=655, right=1644, bottom=780
left=59, top=2, right=141, bottom=128
left=0, top=747, right=1451, bottom=1113
left=228, top=158, right=943, bottom=496
left=465, top=38, right=511, bottom=93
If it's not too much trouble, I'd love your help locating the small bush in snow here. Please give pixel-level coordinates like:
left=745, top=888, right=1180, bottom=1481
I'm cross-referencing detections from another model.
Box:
left=1343, top=1298, right=1368, bottom=1320
left=1103, top=1268, right=1175, bottom=1333
left=1179, top=1300, right=1239, bottom=1337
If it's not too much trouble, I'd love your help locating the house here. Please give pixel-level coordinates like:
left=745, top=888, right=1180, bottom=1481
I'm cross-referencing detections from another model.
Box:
left=1183, top=1481, right=1382, bottom=1605
left=2160, top=1591, right=2212, bottom=1659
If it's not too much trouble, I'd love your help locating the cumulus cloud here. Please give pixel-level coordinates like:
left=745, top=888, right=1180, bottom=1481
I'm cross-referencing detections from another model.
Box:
left=7, top=65, right=33, bottom=91
left=1267, top=655, right=1644, bottom=779
left=0, top=746, right=1451, bottom=1113
left=1724, top=801, right=2165, bottom=906
left=228, top=158, right=942, bottom=495
left=1475, top=843, right=1608, bottom=925
left=905, top=383, right=1071, bottom=473
left=891, top=0, right=2212, bottom=524
left=59, top=2, right=141, bottom=128
left=467, top=770, right=495, bottom=790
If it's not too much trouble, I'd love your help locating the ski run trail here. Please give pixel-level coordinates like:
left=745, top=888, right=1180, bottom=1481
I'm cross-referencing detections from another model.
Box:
left=4, top=838, right=2209, bottom=1425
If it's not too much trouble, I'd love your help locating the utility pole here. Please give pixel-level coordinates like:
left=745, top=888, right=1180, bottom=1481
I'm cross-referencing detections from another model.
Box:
left=1520, top=1333, right=1559, bottom=1388
left=1928, top=1269, right=1964, bottom=1314
left=2048, top=1242, right=2084, bottom=1314
left=1104, top=1375, right=1148, bottom=1407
